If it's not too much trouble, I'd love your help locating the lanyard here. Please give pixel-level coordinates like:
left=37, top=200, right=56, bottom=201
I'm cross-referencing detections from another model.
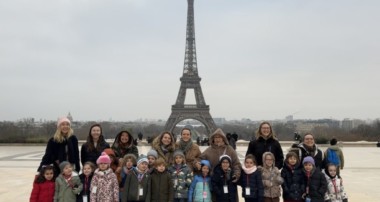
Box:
left=84, top=177, right=88, bottom=192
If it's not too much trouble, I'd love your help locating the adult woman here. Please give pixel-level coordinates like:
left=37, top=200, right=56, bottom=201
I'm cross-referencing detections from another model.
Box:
left=246, top=121, right=284, bottom=169
left=175, top=128, right=201, bottom=171
left=38, top=117, right=80, bottom=175
left=80, top=123, right=110, bottom=166
left=151, top=131, right=175, bottom=164
left=111, top=130, right=139, bottom=159
left=290, top=133, right=323, bottom=170
left=197, top=128, right=241, bottom=180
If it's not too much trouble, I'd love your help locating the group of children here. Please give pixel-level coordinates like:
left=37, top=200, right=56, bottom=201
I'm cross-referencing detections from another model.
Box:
left=30, top=148, right=348, bottom=202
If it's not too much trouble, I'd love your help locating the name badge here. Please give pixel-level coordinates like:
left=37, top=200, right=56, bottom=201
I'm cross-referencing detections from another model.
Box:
left=223, top=185, right=228, bottom=193
left=174, top=179, right=178, bottom=186
left=82, top=195, right=88, bottom=202
left=203, top=191, right=207, bottom=198
left=139, top=188, right=143, bottom=196
left=91, top=186, right=97, bottom=194
left=245, top=187, right=250, bottom=195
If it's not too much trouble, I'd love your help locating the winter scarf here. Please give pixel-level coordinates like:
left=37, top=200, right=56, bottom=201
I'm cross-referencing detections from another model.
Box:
left=179, top=139, right=193, bottom=154
left=242, top=165, right=257, bottom=174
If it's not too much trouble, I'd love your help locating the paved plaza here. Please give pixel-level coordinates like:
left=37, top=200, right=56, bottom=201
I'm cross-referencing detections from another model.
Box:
left=0, top=144, right=379, bottom=201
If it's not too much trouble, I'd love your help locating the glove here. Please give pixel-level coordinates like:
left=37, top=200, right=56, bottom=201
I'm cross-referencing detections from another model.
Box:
left=342, top=199, right=348, bottom=202
left=231, top=175, right=238, bottom=183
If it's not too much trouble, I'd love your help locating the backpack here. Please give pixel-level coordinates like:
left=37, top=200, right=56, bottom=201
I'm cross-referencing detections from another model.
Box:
left=326, top=148, right=340, bottom=166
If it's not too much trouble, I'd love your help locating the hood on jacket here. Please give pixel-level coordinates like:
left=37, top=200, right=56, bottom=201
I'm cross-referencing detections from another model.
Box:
left=200, top=160, right=211, bottom=169
left=113, top=130, right=134, bottom=148
left=262, top=152, right=276, bottom=169
left=152, top=132, right=176, bottom=152
left=209, top=128, right=229, bottom=146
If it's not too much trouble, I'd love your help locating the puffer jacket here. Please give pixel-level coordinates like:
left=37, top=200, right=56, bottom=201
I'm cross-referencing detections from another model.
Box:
left=291, top=143, right=323, bottom=170
left=188, top=175, right=212, bottom=202
left=281, top=162, right=305, bottom=201
left=90, top=168, right=119, bottom=202
left=199, top=128, right=241, bottom=179
left=323, top=171, right=348, bottom=202
left=238, top=167, right=264, bottom=201
left=303, top=167, right=327, bottom=202
left=54, top=172, right=82, bottom=202
left=211, top=164, right=238, bottom=202
left=30, top=179, right=55, bottom=202
left=261, top=152, right=283, bottom=198
left=168, top=163, right=193, bottom=199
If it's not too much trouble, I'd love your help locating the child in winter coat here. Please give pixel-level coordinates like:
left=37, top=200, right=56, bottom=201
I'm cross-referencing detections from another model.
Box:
left=281, top=152, right=305, bottom=202
left=77, top=162, right=96, bottom=202
left=30, top=164, right=55, bottom=202
left=90, top=152, right=119, bottom=202
left=238, top=154, right=264, bottom=202
left=146, top=158, right=174, bottom=202
left=168, top=150, right=193, bottom=202
left=323, top=164, right=348, bottom=202
left=122, top=155, right=150, bottom=202
left=188, top=160, right=212, bottom=202
left=54, top=161, right=83, bottom=202
left=302, top=156, right=327, bottom=202
left=211, top=154, right=238, bottom=202
left=147, top=149, right=158, bottom=173
left=261, top=152, right=283, bottom=202
left=119, top=154, right=137, bottom=191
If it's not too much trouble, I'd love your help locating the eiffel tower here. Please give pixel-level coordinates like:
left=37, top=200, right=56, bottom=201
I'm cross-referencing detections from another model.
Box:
left=164, top=0, right=217, bottom=135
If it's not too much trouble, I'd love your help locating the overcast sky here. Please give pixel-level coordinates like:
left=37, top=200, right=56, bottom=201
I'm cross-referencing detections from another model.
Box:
left=1, top=0, right=379, bottom=122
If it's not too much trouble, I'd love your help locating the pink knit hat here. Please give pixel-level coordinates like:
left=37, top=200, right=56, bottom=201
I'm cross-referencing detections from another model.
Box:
left=97, top=152, right=111, bottom=164
left=57, top=117, right=71, bottom=128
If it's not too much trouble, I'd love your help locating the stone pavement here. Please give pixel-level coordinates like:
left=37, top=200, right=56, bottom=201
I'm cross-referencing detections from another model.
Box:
left=0, top=145, right=379, bottom=201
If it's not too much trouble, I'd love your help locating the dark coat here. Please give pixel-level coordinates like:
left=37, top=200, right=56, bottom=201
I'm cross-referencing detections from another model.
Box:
left=39, top=135, right=80, bottom=174
left=246, top=137, right=284, bottom=169
left=291, top=143, right=323, bottom=170
left=238, top=169, right=264, bottom=201
left=121, top=168, right=150, bottom=202
left=303, top=168, right=327, bottom=202
left=211, top=164, right=238, bottom=202
left=112, top=132, right=139, bottom=159
left=146, top=169, right=173, bottom=202
left=281, top=163, right=305, bottom=201
left=80, top=141, right=110, bottom=166
left=77, top=173, right=93, bottom=202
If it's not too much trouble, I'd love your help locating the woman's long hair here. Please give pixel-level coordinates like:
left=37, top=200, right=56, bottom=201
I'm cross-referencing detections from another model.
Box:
left=255, top=121, right=276, bottom=139
left=53, top=127, right=74, bottom=143
left=86, top=124, right=106, bottom=152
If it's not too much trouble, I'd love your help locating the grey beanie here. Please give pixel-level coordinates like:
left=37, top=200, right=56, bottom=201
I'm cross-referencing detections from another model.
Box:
left=173, top=150, right=185, bottom=159
left=147, top=149, right=158, bottom=159
left=59, top=161, right=71, bottom=172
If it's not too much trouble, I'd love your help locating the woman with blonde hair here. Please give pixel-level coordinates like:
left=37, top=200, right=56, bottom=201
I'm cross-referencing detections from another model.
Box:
left=38, top=117, right=80, bottom=175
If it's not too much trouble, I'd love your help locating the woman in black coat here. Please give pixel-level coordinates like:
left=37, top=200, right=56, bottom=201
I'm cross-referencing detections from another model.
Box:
left=246, top=122, right=284, bottom=169
left=38, top=117, right=80, bottom=175
left=289, top=133, right=324, bottom=170
left=80, top=124, right=110, bottom=166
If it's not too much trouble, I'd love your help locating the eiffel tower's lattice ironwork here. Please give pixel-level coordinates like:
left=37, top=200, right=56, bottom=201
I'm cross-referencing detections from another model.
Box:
left=165, top=0, right=217, bottom=135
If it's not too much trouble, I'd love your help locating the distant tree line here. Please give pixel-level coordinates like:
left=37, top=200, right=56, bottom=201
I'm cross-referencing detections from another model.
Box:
left=0, top=120, right=379, bottom=143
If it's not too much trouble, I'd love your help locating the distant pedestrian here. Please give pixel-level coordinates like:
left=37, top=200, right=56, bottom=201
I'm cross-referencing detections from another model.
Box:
left=90, top=152, right=119, bottom=202
left=30, top=164, right=55, bottom=202
left=323, top=138, right=344, bottom=175
left=246, top=121, right=284, bottom=169
left=226, top=133, right=237, bottom=150
left=80, top=124, right=110, bottom=166
left=38, top=117, right=80, bottom=175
